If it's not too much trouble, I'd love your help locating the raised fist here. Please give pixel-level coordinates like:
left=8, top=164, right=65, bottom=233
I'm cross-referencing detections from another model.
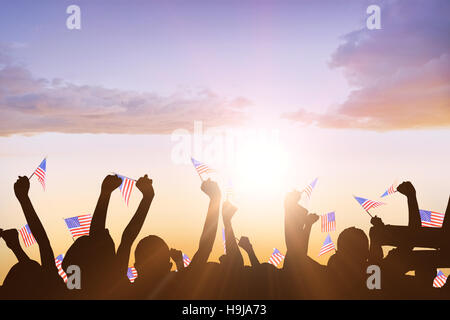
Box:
left=136, top=174, right=154, bottom=200
left=169, top=248, right=183, bottom=266
left=201, top=179, right=221, bottom=200
left=0, top=229, right=20, bottom=250
left=14, top=176, right=30, bottom=200
left=396, top=181, right=416, bottom=197
left=370, top=215, right=385, bottom=228
left=222, top=201, right=237, bottom=223
left=305, top=213, right=319, bottom=225
left=101, top=175, right=123, bottom=194
left=238, top=236, right=253, bottom=252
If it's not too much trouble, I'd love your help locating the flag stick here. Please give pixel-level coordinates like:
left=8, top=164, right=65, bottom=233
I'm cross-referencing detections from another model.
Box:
left=352, top=194, right=373, bottom=218
left=29, top=156, right=47, bottom=180
left=365, top=210, right=373, bottom=218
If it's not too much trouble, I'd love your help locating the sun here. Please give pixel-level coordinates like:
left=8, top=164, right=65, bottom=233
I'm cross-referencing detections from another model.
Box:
left=231, top=137, right=290, bottom=194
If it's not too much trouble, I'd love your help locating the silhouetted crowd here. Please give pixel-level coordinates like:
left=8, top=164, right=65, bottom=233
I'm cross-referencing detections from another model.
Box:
left=1, top=175, right=449, bottom=299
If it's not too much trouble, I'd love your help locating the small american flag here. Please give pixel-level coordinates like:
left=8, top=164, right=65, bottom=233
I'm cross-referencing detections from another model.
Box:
left=318, top=234, right=335, bottom=256
left=268, top=248, right=285, bottom=267
left=381, top=183, right=397, bottom=197
left=321, top=212, right=336, bottom=232
left=31, top=158, right=47, bottom=190
left=19, top=224, right=36, bottom=247
left=183, top=253, right=191, bottom=267
left=127, top=267, right=138, bottom=283
left=354, top=196, right=385, bottom=213
left=191, top=157, right=214, bottom=179
left=117, top=174, right=136, bottom=206
left=420, top=210, right=445, bottom=228
left=433, top=270, right=448, bottom=288
left=64, top=214, right=92, bottom=238
left=303, top=178, right=318, bottom=199
left=222, top=228, right=227, bottom=254
left=55, top=254, right=68, bottom=283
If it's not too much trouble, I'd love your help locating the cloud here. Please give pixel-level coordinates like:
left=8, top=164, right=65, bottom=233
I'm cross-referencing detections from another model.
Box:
left=283, top=0, right=450, bottom=131
left=0, top=52, right=251, bottom=136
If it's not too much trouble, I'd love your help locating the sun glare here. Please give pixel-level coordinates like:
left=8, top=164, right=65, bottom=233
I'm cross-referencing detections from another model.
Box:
left=231, top=139, right=290, bottom=194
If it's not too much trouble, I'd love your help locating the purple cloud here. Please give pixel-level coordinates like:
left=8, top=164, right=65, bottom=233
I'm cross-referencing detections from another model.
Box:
left=0, top=52, right=251, bottom=136
left=284, top=0, right=450, bottom=131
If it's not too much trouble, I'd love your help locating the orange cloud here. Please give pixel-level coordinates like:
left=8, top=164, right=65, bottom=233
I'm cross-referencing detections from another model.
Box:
left=284, top=0, right=450, bottom=131
left=0, top=56, right=251, bottom=136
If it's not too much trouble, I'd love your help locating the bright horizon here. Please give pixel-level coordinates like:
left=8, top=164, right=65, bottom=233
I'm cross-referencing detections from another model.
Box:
left=0, top=0, right=449, bottom=283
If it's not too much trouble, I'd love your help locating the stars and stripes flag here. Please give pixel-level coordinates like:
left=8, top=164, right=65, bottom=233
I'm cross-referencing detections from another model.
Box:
left=55, top=254, right=68, bottom=283
left=353, top=196, right=385, bottom=214
left=318, top=234, right=335, bottom=257
left=321, top=211, right=336, bottom=232
left=127, top=267, right=138, bottom=283
left=381, top=183, right=397, bottom=197
left=420, top=209, right=445, bottom=228
left=268, top=248, right=285, bottom=267
left=19, top=224, right=36, bottom=247
left=191, top=157, right=214, bottom=180
left=183, top=253, right=191, bottom=268
left=222, top=228, right=227, bottom=254
left=30, top=158, right=47, bottom=190
left=64, top=214, right=92, bottom=238
left=433, top=270, right=448, bottom=288
left=303, top=178, right=318, bottom=199
left=117, top=174, right=136, bottom=206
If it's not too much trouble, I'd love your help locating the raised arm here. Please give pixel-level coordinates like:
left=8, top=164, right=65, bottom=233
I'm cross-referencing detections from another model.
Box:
left=0, top=229, right=30, bottom=263
left=116, top=175, right=154, bottom=274
left=14, top=176, right=55, bottom=271
left=442, top=195, right=450, bottom=232
left=300, top=213, right=319, bottom=255
left=397, top=181, right=421, bottom=229
left=222, top=201, right=244, bottom=267
left=89, top=175, right=122, bottom=237
left=170, top=248, right=185, bottom=271
left=284, top=191, right=306, bottom=257
left=368, top=216, right=385, bottom=264
left=190, top=179, right=221, bottom=267
left=238, top=236, right=260, bottom=267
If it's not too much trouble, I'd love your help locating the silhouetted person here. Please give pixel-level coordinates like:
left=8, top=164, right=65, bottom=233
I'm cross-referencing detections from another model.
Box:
left=12, top=176, right=65, bottom=299
left=177, top=179, right=221, bottom=299
left=238, top=236, right=260, bottom=267
left=0, top=228, right=46, bottom=299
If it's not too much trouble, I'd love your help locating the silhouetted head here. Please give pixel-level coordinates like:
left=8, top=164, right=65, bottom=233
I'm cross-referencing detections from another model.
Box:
left=2, top=260, right=45, bottom=299
left=134, top=235, right=172, bottom=278
left=336, top=227, right=369, bottom=265
left=63, top=230, right=116, bottom=296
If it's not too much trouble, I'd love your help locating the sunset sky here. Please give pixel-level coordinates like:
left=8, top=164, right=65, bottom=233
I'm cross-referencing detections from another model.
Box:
left=0, top=0, right=449, bottom=282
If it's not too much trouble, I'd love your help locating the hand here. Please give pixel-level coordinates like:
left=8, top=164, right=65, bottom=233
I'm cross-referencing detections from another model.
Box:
left=101, top=175, right=122, bottom=194
left=169, top=248, right=183, bottom=265
left=370, top=215, right=384, bottom=227
left=238, top=236, right=252, bottom=252
left=14, top=176, right=30, bottom=200
left=305, top=213, right=319, bottom=225
left=222, top=201, right=237, bottom=223
left=284, top=190, right=302, bottom=208
left=0, top=229, right=20, bottom=250
left=201, top=179, right=221, bottom=200
left=136, top=174, right=154, bottom=200
left=396, top=181, right=416, bottom=197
